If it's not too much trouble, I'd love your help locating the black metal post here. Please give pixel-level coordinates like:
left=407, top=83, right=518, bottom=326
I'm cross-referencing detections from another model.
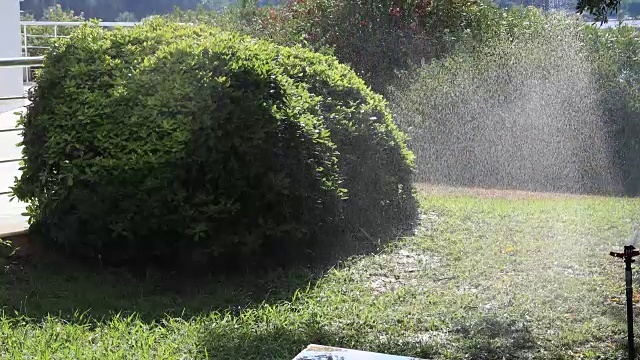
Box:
left=610, top=245, right=640, bottom=360
left=626, top=253, right=636, bottom=360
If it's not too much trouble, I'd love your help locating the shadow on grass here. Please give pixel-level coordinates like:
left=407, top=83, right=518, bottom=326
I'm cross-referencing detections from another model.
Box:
left=0, top=253, right=319, bottom=323
left=452, top=315, right=538, bottom=359
left=195, top=316, right=438, bottom=360
left=0, top=221, right=413, bottom=325
left=602, top=303, right=640, bottom=356
left=197, top=319, right=334, bottom=360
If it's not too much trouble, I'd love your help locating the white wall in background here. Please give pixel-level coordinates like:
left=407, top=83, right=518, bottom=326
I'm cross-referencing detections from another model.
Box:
left=0, top=0, right=23, bottom=113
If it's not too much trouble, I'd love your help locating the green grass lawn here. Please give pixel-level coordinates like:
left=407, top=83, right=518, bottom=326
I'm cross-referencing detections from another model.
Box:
left=1, top=190, right=639, bottom=359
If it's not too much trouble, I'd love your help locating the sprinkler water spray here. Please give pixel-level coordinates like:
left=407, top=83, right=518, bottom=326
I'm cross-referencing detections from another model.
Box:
left=610, top=245, right=640, bottom=359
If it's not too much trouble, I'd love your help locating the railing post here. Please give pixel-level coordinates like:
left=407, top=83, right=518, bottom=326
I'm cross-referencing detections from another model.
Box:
left=22, top=24, right=29, bottom=82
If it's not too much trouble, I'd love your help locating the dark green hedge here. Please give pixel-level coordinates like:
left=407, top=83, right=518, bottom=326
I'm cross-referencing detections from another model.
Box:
left=14, top=20, right=416, bottom=270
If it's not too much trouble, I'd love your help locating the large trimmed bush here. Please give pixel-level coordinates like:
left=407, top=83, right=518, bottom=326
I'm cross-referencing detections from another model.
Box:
left=14, top=20, right=416, bottom=269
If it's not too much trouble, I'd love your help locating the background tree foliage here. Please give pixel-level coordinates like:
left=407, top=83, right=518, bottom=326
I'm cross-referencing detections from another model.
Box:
left=19, top=0, right=623, bottom=23
left=20, top=0, right=242, bottom=21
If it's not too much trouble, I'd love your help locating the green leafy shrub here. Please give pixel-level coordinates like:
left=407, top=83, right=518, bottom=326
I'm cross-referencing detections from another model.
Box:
left=14, top=20, right=416, bottom=270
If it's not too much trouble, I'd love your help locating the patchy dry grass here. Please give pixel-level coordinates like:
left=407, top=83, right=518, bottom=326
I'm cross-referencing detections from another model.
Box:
left=1, top=189, right=639, bottom=359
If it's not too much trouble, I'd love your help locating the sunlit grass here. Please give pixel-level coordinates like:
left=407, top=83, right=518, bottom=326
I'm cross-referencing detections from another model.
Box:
left=1, top=191, right=639, bottom=359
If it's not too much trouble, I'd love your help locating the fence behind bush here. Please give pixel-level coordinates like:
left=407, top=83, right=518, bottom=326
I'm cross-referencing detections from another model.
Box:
left=20, top=21, right=138, bottom=81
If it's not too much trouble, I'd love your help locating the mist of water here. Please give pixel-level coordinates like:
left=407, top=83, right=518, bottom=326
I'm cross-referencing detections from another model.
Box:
left=391, top=21, right=623, bottom=195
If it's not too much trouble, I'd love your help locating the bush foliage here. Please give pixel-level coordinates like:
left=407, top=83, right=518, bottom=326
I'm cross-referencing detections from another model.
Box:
left=14, top=20, right=416, bottom=269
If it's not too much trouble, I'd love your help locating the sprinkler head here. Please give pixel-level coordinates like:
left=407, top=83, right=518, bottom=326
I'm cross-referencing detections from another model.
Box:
left=610, top=245, right=640, bottom=262
left=610, top=245, right=639, bottom=360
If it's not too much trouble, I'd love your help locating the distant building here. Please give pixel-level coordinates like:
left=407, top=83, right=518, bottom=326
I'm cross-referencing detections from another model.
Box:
left=597, top=19, right=640, bottom=28
left=257, top=0, right=280, bottom=6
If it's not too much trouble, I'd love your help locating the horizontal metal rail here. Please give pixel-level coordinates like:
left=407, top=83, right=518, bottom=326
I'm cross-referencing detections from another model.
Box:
left=20, top=21, right=140, bottom=27
left=0, top=159, right=21, bottom=165
left=0, top=128, right=24, bottom=133
left=0, top=95, right=28, bottom=101
left=0, top=56, right=43, bottom=68
left=28, top=34, right=68, bottom=38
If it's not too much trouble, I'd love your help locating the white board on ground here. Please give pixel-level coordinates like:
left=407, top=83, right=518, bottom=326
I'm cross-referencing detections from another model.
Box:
left=293, top=345, right=422, bottom=360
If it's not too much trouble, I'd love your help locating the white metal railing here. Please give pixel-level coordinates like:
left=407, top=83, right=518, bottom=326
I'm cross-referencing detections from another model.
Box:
left=0, top=57, right=41, bottom=195
left=20, top=21, right=139, bottom=82
left=0, top=57, right=42, bottom=103
left=20, top=21, right=139, bottom=27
